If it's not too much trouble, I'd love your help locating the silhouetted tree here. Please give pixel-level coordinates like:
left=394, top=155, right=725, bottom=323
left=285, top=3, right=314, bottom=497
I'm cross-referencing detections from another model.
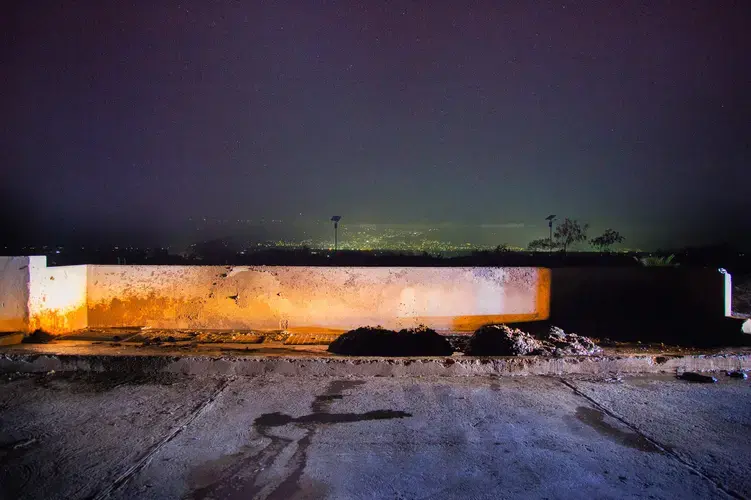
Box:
left=554, top=218, right=589, bottom=253
left=527, top=238, right=559, bottom=252
left=590, top=229, right=625, bottom=252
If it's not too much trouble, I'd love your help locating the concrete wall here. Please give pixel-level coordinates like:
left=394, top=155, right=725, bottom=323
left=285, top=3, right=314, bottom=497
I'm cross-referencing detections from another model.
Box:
left=87, top=266, right=550, bottom=332
left=3, top=259, right=550, bottom=334
left=0, top=256, right=34, bottom=331
left=0, top=256, right=89, bottom=333
left=549, top=267, right=733, bottom=343
left=28, top=260, right=88, bottom=333
left=1, top=257, right=736, bottom=340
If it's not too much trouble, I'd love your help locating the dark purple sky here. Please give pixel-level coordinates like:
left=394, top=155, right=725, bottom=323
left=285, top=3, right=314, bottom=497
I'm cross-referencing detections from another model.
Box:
left=2, top=1, right=750, bottom=249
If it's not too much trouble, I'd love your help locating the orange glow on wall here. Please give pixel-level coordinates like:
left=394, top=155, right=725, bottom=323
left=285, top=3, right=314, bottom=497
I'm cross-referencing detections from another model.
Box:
left=85, top=266, right=550, bottom=333
left=1, top=257, right=551, bottom=334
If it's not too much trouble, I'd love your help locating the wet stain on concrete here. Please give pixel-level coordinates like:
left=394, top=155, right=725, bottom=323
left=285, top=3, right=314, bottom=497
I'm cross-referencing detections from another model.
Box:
left=254, top=409, right=411, bottom=428
left=311, top=380, right=364, bottom=411
left=575, top=406, right=662, bottom=453
left=187, top=379, right=410, bottom=500
left=309, top=394, right=343, bottom=409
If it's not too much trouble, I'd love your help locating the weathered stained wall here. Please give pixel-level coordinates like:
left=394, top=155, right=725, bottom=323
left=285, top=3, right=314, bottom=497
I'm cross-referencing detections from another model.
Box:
left=0, top=256, right=35, bottom=331
left=28, top=260, right=88, bottom=333
left=87, top=266, right=550, bottom=332
left=4, top=258, right=735, bottom=339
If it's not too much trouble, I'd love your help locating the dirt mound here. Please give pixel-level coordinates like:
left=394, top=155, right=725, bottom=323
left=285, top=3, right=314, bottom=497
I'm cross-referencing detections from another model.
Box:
left=22, top=329, right=55, bottom=344
left=466, top=324, right=602, bottom=356
left=465, top=325, right=548, bottom=356
left=328, top=326, right=453, bottom=356
left=544, top=326, right=603, bottom=356
left=444, top=335, right=471, bottom=354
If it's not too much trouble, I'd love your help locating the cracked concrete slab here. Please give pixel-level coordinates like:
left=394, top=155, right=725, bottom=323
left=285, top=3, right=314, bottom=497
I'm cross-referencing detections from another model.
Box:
left=0, top=373, right=224, bottom=500
left=2, top=374, right=749, bottom=499
left=566, top=374, right=751, bottom=498
left=108, top=376, right=734, bottom=499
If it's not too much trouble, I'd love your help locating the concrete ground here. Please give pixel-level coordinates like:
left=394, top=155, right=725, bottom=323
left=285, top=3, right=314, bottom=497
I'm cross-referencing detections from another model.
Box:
left=3, top=339, right=751, bottom=378
left=1, top=373, right=749, bottom=499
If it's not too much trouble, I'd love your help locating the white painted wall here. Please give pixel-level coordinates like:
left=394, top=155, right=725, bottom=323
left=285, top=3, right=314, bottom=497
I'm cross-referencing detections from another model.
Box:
left=0, top=256, right=32, bottom=331
left=28, top=259, right=88, bottom=332
left=721, top=269, right=733, bottom=317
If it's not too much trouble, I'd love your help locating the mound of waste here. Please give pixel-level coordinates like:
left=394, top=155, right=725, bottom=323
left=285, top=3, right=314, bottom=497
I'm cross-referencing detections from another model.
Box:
left=465, top=325, right=548, bottom=356
left=22, top=329, right=55, bottom=344
left=328, top=326, right=454, bottom=356
left=545, top=326, right=603, bottom=356
left=465, top=324, right=602, bottom=356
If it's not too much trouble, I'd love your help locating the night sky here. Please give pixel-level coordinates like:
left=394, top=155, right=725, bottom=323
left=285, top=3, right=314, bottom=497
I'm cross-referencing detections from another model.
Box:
left=2, top=1, right=750, bottom=249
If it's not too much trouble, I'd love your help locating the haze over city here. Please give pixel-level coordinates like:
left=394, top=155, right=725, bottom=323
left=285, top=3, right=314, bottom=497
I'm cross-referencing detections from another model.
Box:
left=2, top=1, right=750, bottom=250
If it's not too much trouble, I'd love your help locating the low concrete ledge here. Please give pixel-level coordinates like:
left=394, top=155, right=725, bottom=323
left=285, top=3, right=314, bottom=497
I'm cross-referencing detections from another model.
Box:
left=0, top=257, right=551, bottom=334
left=1, top=352, right=749, bottom=378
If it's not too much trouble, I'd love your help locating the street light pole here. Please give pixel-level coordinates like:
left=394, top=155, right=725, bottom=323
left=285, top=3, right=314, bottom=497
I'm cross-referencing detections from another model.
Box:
left=330, top=216, right=341, bottom=251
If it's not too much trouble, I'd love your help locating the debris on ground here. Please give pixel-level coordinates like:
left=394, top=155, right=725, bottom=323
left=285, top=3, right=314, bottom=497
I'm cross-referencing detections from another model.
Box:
left=544, top=326, right=603, bottom=356
left=726, top=371, right=748, bottom=379
left=284, top=332, right=342, bottom=345
left=570, top=375, right=623, bottom=384
left=262, top=330, right=290, bottom=343
left=465, top=324, right=603, bottom=356
left=444, top=335, right=471, bottom=354
left=328, top=326, right=453, bottom=356
left=128, top=329, right=266, bottom=345
left=465, top=325, right=550, bottom=356
left=22, top=329, right=55, bottom=344
left=596, top=338, right=619, bottom=347
left=679, top=372, right=718, bottom=383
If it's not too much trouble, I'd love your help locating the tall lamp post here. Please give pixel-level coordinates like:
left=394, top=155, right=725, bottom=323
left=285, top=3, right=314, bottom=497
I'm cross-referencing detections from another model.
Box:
left=331, top=216, right=341, bottom=251
left=545, top=215, right=557, bottom=250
